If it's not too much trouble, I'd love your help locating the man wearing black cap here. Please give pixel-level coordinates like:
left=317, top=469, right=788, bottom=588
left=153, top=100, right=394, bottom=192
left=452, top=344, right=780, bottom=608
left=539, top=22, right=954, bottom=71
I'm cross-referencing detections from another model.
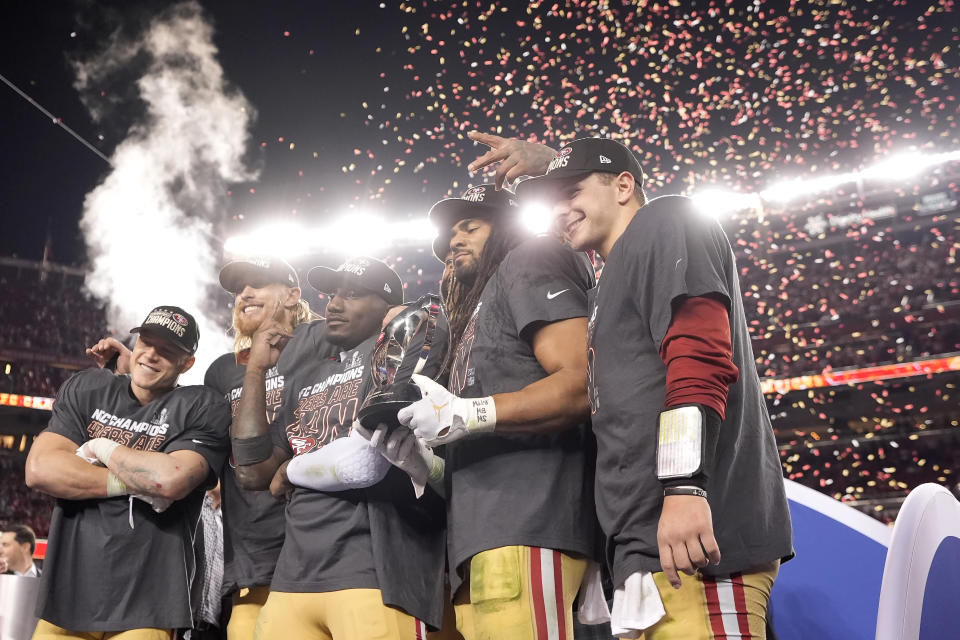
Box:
left=396, top=184, right=598, bottom=640
left=231, top=256, right=447, bottom=639
left=204, top=256, right=320, bottom=639
left=26, top=306, right=231, bottom=639
left=471, top=133, right=793, bottom=638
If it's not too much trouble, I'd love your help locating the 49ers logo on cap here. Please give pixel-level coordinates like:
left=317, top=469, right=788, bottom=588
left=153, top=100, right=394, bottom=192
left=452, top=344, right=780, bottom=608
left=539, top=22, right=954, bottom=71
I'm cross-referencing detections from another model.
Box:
left=172, top=313, right=189, bottom=326
left=547, top=146, right=573, bottom=173
left=463, top=186, right=486, bottom=202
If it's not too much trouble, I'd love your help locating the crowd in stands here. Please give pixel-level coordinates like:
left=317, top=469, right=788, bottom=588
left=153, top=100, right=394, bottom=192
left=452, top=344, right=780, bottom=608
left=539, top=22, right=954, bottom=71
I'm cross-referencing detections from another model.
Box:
left=0, top=451, right=54, bottom=537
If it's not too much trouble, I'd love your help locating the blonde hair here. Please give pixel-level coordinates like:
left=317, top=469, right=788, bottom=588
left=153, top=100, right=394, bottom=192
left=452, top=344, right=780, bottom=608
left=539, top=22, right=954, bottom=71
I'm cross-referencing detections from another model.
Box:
left=232, top=296, right=321, bottom=354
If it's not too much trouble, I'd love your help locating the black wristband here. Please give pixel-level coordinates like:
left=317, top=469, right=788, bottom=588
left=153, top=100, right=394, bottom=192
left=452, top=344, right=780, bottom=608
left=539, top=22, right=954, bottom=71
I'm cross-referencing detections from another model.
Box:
left=231, top=434, right=274, bottom=466
left=664, top=486, right=708, bottom=499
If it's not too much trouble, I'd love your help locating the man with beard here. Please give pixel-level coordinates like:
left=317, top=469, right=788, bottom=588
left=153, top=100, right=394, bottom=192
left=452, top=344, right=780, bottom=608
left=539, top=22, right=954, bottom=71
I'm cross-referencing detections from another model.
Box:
left=204, top=256, right=320, bottom=639
left=231, top=256, right=447, bottom=639
left=471, top=133, right=793, bottom=638
left=398, top=184, right=597, bottom=640
left=26, top=306, right=230, bottom=639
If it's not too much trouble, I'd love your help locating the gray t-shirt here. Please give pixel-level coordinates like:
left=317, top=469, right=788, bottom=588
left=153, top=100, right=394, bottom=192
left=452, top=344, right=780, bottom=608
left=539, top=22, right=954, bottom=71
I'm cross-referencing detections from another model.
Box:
left=204, top=352, right=286, bottom=596
left=587, top=195, right=793, bottom=587
left=270, top=327, right=379, bottom=593
left=446, top=236, right=599, bottom=591
left=37, top=367, right=231, bottom=631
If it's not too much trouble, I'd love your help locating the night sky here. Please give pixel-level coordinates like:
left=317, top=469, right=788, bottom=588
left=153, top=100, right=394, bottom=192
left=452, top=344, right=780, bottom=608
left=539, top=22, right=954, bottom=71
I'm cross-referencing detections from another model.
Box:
left=1, top=0, right=958, bottom=266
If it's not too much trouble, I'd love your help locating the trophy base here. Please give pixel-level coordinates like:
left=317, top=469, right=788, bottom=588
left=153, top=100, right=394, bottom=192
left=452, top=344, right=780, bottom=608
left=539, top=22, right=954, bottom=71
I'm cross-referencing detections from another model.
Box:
left=357, top=382, right=423, bottom=432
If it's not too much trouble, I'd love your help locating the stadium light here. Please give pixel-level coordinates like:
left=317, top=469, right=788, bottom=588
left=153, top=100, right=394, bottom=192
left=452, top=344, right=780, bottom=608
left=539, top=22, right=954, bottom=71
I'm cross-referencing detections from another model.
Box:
left=861, top=151, right=928, bottom=181
left=520, top=201, right=554, bottom=234
left=691, top=189, right=760, bottom=217
left=760, top=172, right=858, bottom=204
left=224, top=221, right=310, bottom=257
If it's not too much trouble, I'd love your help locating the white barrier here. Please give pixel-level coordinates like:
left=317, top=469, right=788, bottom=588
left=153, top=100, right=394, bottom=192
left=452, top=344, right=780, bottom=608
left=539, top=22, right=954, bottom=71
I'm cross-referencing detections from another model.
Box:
left=0, top=574, right=39, bottom=640
left=875, top=483, right=960, bottom=640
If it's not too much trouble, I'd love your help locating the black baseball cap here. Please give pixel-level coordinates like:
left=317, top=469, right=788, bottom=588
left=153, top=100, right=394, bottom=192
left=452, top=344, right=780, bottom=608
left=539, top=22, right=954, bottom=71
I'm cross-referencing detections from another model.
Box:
left=308, top=256, right=404, bottom=306
left=515, top=137, right=645, bottom=200
left=428, top=184, right=519, bottom=260
left=130, top=306, right=200, bottom=355
left=219, top=256, right=299, bottom=294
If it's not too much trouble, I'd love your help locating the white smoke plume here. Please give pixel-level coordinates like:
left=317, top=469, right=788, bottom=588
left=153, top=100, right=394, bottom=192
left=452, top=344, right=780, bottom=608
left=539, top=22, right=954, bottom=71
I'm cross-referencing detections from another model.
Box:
left=74, top=1, right=257, bottom=383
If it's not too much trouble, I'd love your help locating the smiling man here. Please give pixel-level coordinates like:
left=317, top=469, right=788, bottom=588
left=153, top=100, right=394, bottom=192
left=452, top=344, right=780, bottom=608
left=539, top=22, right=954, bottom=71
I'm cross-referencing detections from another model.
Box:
left=231, top=256, right=448, bottom=639
left=26, top=305, right=231, bottom=639
left=472, top=133, right=793, bottom=639
left=203, top=256, right=320, bottom=640
left=396, top=184, right=598, bottom=640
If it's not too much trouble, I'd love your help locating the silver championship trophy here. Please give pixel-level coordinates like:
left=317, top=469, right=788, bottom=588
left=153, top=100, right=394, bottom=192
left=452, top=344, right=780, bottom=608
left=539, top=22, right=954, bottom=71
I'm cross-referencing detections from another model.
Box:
left=358, top=294, right=446, bottom=431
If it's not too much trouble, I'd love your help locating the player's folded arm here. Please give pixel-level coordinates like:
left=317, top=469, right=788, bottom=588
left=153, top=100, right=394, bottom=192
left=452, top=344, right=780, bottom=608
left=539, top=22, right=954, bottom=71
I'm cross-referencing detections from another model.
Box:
left=25, top=431, right=112, bottom=500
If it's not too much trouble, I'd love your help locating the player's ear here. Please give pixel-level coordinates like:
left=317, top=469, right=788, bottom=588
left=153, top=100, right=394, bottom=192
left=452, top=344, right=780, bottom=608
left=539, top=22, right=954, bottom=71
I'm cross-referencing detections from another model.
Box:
left=180, top=356, right=196, bottom=374
left=615, top=171, right=635, bottom=206
left=285, top=286, right=302, bottom=307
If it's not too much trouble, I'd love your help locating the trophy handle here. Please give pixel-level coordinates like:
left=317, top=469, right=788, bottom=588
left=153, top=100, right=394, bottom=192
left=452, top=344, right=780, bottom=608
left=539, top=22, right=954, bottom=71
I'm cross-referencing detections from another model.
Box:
left=411, top=295, right=443, bottom=376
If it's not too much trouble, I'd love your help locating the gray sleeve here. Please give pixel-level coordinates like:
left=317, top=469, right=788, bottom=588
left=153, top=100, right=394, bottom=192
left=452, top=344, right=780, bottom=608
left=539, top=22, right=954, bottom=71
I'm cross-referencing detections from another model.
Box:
left=501, top=239, right=592, bottom=340
left=44, top=370, right=102, bottom=445
left=632, top=197, right=732, bottom=349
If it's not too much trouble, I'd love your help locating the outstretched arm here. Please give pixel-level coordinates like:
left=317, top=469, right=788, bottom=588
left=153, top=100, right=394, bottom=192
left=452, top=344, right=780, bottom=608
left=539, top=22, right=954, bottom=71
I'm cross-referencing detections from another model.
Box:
left=467, top=131, right=557, bottom=189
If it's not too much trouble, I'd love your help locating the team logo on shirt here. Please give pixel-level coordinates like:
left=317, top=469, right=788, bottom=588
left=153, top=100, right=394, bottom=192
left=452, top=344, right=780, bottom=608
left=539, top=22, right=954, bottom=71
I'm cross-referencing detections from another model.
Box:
left=449, top=302, right=481, bottom=394
left=286, top=364, right=365, bottom=455
left=86, top=407, right=170, bottom=451
left=586, top=302, right=599, bottom=415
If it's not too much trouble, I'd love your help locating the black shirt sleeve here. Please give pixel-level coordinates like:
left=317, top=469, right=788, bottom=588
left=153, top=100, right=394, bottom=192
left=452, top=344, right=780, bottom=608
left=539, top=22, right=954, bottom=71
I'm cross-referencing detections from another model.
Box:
left=164, top=392, right=232, bottom=487
left=630, top=196, right=732, bottom=349
left=45, top=369, right=111, bottom=446
left=500, top=237, right=594, bottom=340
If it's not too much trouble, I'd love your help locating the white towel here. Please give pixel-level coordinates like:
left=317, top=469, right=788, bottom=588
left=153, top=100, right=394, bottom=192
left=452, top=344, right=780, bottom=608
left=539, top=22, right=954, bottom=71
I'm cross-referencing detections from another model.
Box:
left=610, top=571, right=666, bottom=639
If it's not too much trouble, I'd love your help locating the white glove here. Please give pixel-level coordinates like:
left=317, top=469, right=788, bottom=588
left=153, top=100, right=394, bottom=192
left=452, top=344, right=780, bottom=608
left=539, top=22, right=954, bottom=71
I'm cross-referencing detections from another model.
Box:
left=285, top=429, right=391, bottom=492
left=396, top=374, right=497, bottom=446
left=356, top=421, right=445, bottom=498
left=76, top=438, right=121, bottom=466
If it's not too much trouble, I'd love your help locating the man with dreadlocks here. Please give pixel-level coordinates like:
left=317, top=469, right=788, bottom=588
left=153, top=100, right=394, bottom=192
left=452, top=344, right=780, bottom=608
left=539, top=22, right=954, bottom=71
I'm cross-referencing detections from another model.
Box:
left=398, top=184, right=598, bottom=640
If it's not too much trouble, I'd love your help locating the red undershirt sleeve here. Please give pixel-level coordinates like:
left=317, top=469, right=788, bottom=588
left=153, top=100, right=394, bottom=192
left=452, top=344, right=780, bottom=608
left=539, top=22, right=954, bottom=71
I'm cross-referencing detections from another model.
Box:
left=659, top=295, right=739, bottom=420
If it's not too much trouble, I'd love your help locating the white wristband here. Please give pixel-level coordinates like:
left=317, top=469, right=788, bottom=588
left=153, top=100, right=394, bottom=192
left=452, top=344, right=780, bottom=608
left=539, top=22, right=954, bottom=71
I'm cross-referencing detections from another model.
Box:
left=466, top=396, right=497, bottom=433
left=88, top=438, right=122, bottom=466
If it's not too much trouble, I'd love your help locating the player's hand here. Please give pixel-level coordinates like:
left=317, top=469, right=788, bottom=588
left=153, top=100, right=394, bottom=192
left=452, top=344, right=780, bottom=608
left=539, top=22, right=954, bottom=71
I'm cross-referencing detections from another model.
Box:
left=657, top=494, right=721, bottom=589
left=76, top=438, right=120, bottom=466
left=86, top=337, right=132, bottom=373
left=248, top=302, right=292, bottom=373
left=270, top=459, right=294, bottom=502
left=396, top=374, right=496, bottom=446
left=355, top=421, right=444, bottom=498
left=467, top=131, right=557, bottom=190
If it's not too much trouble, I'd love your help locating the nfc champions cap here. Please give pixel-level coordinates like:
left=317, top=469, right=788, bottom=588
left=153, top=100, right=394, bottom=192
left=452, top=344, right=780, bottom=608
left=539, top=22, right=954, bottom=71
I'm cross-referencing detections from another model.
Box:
left=218, top=256, right=300, bottom=294
left=307, top=256, right=404, bottom=306
left=130, top=306, right=200, bottom=355
left=428, top=184, right=519, bottom=261
left=515, top=137, right=645, bottom=200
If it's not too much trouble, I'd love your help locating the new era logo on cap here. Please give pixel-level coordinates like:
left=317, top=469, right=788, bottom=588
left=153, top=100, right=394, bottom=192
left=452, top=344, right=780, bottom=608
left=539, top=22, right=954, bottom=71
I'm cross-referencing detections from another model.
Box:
left=599, top=155, right=612, bottom=164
